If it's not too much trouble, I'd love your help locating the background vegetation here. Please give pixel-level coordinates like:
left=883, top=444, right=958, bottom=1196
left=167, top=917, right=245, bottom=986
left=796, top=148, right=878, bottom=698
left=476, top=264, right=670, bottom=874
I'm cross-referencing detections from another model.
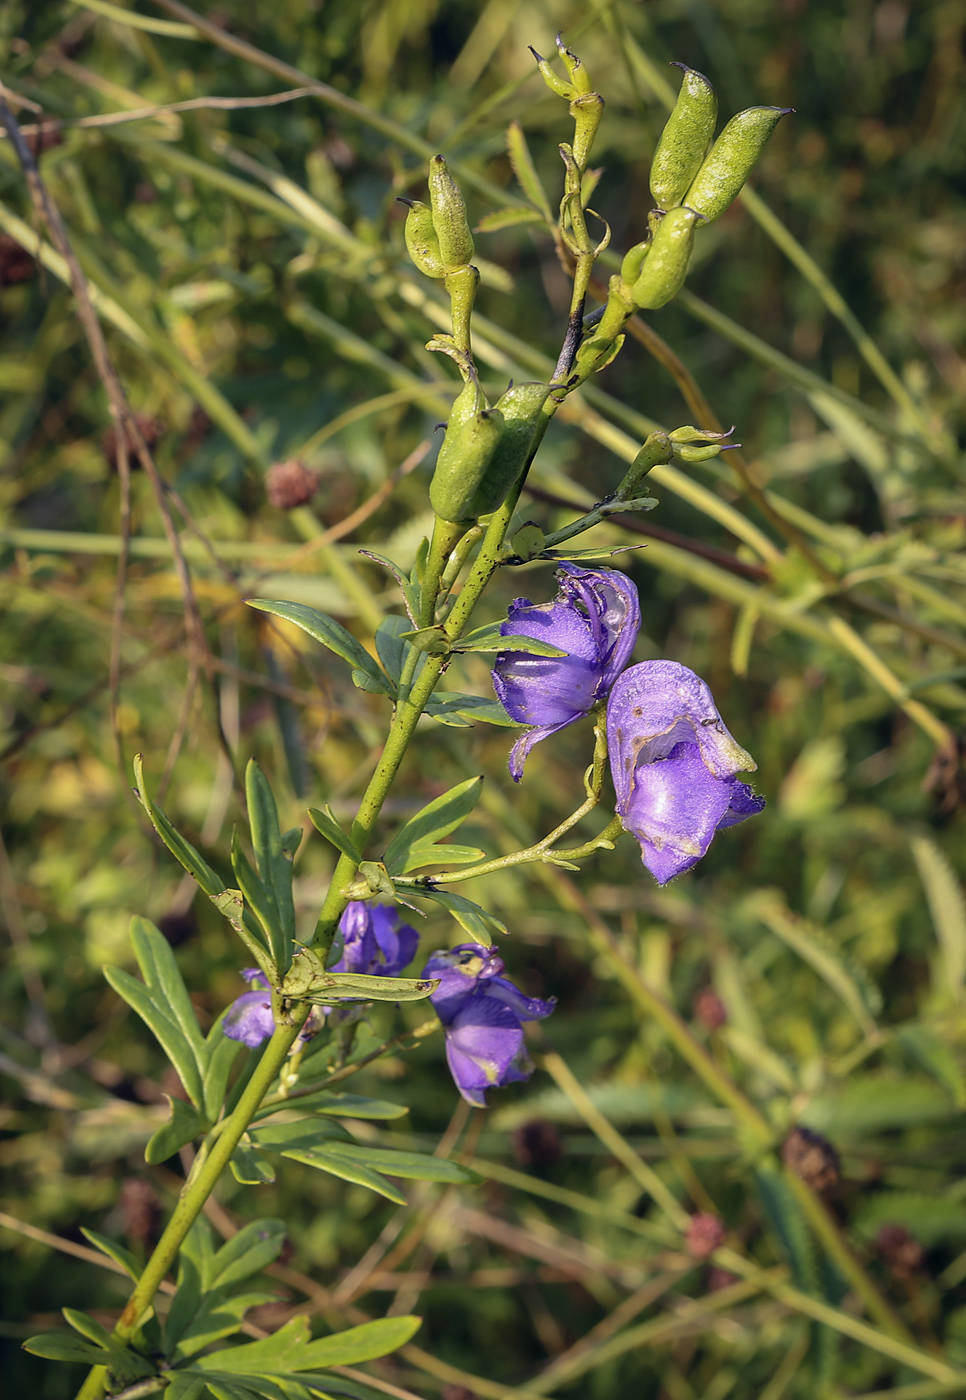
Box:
left=1, top=1, right=966, bottom=1396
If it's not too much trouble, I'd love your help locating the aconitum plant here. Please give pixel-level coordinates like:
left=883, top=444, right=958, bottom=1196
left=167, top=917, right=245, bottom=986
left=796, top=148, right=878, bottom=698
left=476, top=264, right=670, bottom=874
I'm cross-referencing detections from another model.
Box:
left=19, top=36, right=776, bottom=1400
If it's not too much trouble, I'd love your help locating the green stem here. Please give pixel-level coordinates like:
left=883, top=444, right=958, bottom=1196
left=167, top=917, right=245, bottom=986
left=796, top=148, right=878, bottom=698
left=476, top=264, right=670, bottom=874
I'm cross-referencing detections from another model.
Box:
left=74, top=1016, right=306, bottom=1400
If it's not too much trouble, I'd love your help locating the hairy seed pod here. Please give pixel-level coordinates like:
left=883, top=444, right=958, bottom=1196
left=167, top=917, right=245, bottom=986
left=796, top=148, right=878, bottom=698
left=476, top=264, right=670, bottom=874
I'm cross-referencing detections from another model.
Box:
left=631, top=206, right=699, bottom=311
left=430, top=408, right=506, bottom=523
left=649, top=65, right=717, bottom=210
left=465, top=382, right=551, bottom=518
left=404, top=200, right=445, bottom=278
left=428, top=155, right=475, bottom=269
left=685, top=106, right=793, bottom=224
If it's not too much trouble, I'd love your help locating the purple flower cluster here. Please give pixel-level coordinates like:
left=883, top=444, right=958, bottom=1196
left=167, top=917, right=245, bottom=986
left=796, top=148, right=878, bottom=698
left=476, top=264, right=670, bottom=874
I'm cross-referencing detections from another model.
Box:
left=223, top=900, right=419, bottom=1049
left=492, top=564, right=764, bottom=884
left=422, top=944, right=555, bottom=1106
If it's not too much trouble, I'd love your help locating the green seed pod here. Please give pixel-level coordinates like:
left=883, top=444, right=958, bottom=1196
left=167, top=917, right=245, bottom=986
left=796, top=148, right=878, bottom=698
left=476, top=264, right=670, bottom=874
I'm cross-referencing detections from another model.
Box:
left=620, top=238, right=650, bottom=287
left=465, top=382, right=551, bottom=518
left=649, top=65, right=717, bottom=210
left=430, top=407, right=505, bottom=523
left=684, top=106, right=793, bottom=224
left=404, top=200, right=445, bottom=279
left=428, top=155, right=475, bottom=269
left=631, top=206, right=699, bottom=311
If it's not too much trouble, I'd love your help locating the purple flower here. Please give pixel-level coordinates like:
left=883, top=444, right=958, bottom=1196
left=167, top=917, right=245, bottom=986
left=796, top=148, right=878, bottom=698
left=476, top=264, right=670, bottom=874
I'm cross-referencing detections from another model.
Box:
left=607, top=660, right=764, bottom=885
left=422, top=943, right=556, bottom=1106
left=223, top=967, right=276, bottom=1048
left=492, top=564, right=640, bottom=781
left=222, top=902, right=420, bottom=1048
left=330, top=901, right=419, bottom=977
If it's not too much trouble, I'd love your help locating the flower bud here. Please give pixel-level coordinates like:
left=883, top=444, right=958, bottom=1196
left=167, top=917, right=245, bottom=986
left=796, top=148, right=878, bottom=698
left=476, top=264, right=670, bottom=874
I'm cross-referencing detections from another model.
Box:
left=684, top=106, right=793, bottom=224
left=631, top=206, right=699, bottom=311
left=614, top=431, right=671, bottom=501
left=649, top=65, right=717, bottom=210
left=428, top=155, right=475, bottom=268
left=463, top=381, right=550, bottom=519
left=403, top=199, right=445, bottom=279
left=430, top=406, right=506, bottom=524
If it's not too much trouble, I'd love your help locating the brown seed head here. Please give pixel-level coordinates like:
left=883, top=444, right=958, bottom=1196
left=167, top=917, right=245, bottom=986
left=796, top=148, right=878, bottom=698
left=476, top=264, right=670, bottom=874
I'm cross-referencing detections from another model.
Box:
left=694, top=987, right=727, bottom=1030
left=876, top=1223, right=924, bottom=1280
left=512, top=1118, right=563, bottom=1170
left=781, top=1126, right=840, bottom=1193
left=685, top=1212, right=725, bottom=1258
left=266, top=459, right=319, bottom=510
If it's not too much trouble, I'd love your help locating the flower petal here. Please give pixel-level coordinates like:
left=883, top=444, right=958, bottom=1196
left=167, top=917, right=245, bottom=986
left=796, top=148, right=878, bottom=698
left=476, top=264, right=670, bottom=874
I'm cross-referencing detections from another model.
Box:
left=223, top=988, right=275, bottom=1048
left=444, top=994, right=528, bottom=1105
left=619, top=740, right=736, bottom=885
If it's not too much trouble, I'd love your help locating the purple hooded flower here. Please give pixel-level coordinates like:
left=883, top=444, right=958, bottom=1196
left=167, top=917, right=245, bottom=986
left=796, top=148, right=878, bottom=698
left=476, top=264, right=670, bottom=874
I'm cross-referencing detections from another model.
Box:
left=422, top=943, right=556, bottom=1106
left=607, top=660, right=764, bottom=885
left=223, top=902, right=419, bottom=1048
left=492, top=564, right=641, bottom=781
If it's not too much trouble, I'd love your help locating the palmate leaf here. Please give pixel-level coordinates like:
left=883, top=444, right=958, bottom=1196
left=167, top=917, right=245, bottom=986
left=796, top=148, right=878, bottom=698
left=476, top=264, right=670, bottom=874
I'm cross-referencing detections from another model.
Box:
left=184, top=1314, right=421, bottom=1384
left=383, top=776, right=483, bottom=875
left=249, top=600, right=392, bottom=696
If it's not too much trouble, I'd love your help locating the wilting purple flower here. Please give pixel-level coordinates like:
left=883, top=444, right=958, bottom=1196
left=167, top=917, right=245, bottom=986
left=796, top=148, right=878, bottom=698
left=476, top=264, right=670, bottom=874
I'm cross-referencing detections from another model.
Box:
left=607, top=660, right=764, bottom=885
left=223, top=903, right=419, bottom=1048
left=422, top=943, right=555, bottom=1106
left=492, top=564, right=640, bottom=781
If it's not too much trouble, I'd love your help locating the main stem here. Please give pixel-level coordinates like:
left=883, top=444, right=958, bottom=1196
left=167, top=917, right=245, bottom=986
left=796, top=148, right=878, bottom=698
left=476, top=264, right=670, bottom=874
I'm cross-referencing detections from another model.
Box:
left=75, top=1016, right=306, bottom=1400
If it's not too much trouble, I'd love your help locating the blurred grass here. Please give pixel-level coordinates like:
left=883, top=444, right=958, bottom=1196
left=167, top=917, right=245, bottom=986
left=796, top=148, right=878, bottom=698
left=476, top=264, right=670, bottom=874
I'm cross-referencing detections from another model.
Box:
left=1, top=1, right=965, bottom=1397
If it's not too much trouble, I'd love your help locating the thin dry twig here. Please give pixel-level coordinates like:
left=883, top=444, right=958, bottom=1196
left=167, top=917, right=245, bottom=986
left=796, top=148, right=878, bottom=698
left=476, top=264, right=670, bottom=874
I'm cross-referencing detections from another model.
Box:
left=4, top=86, right=319, bottom=137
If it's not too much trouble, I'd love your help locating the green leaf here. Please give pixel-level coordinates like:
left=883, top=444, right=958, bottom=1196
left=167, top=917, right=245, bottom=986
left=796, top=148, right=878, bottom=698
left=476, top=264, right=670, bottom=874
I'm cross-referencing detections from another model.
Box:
left=79, top=1227, right=141, bottom=1282
left=232, top=829, right=285, bottom=968
left=267, top=1091, right=407, bottom=1120
left=506, top=119, right=553, bottom=220
left=210, top=1218, right=287, bottom=1290
left=897, top=1025, right=966, bottom=1109
left=297, top=1315, right=421, bottom=1368
left=911, top=834, right=966, bottom=1001
left=22, top=1332, right=108, bottom=1364
left=246, top=760, right=296, bottom=973
left=134, top=753, right=225, bottom=897
left=410, top=886, right=507, bottom=943
left=309, top=970, right=438, bottom=1003
left=359, top=553, right=420, bottom=626
left=323, top=1143, right=477, bottom=1186
left=130, top=917, right=208, bottom=1067
left=395, top=625, right=450, bottom=655
left=210, top=889, right=275, bottom=980
left=175, top=1293, right=278, bottom=1360
left=455, top=623, right=567, bottom=657
left=164, top=1378, right=209, bottom=1400
left=230, top=1141, right=277, bottom=1185
left=384, top=776, right=484, bottom=876
left=191, top=1316, right=310, bottom=1373
left=476, top=206, right=546, bottom=233
left=281, top=827, right=303, bottom=858
left=249, top=600, right=391, bottom=695
left=307, top=807, right=363, bottom=864
left=146, top=1094, right=209, bottom=1165
left=373, top=614, right=423, bottom=685
left=424, top=692, right=521, bottom=728
left=103, top=960, right=204, bottom=1108
left=249, top=1125, right=407, bottom=1204
left=63, top=1308, right=113, bottom=1347
left=204, top=1014, right=243, bottom=1122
